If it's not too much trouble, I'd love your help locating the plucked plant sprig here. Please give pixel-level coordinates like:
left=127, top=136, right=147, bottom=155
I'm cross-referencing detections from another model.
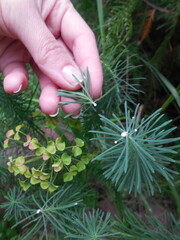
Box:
left=58, top=68, right=100, bottom=118
left=90, top=102, right=180, bottom=195
left=65, top=208, right=118, bottom=239
left=58, top=67, right=120, bottom=119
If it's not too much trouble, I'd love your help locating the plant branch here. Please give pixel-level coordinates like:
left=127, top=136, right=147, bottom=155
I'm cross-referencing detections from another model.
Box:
left=143, top=0, right=170, bottom=13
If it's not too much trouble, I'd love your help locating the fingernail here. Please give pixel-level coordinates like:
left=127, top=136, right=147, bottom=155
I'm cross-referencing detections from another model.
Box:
left=71, top=109, right=81, bottom=119
left=13, top=85, right=22, bottom=93
left=62, top=65, right=84, bottom=86
left=49, top=109, right=59, bottom=118
left=71, top=112, right=81, bottom=119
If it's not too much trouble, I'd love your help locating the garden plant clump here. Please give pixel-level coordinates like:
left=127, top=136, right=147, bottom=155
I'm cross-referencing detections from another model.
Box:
left=0, top=0, right=180, bottom=239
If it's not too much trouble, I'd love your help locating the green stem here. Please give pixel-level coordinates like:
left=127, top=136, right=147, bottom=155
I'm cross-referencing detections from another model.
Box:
left=161, top=85, right=180, bottom=112
left=114, top=191, right=124, bottom=217
left=26, top=82, right=39, bottom=111
left=49, top=168, right=54, bottom=183
left=25, top=156, right=42, bottom=164
left=96, top=0, right=105, bottom=52
left=52, top=172, right=58, bottom=184
left=18, top=130, right=27, bottom=137
left=40, top=161, right=46, bottom=172
left=24, top=154, right=37, bottom=158
left=8, top=138, right=24, bottom=145
left=140, top=193, right=152, bottom=213
left=65, top=146, right=75, bottom=150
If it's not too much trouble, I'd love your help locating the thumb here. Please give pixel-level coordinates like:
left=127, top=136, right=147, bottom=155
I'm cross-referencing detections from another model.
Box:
left=12, top=1, right=82, bottom=90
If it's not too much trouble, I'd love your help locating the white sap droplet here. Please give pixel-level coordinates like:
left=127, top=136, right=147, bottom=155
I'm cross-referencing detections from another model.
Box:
left=134, top=129, right=138, bottom=132
left=74, top=202, right=78, bottom=206
left=121, top=131, right=128, bottom=137
left=93, top=102, right=97, bottom=107
left=132, top=116, right=135, bottom=119
left=36, top=209, right=41, bottom=214
left=114, top=140, right=118, bottom=144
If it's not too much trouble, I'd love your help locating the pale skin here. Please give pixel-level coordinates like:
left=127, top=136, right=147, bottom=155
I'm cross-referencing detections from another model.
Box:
left=0, top=0, right=103, bottom=117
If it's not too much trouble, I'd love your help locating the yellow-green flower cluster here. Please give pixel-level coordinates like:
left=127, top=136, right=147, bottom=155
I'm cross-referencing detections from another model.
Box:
left=4, top=125, right=92, bottom=192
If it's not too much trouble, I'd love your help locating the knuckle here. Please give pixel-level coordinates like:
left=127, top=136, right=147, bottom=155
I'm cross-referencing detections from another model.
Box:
left=36, top=38, right=63, bottom=65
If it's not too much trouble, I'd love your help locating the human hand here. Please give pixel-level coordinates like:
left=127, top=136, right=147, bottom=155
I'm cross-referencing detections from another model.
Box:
left=0, top=0, right=103, bottom=117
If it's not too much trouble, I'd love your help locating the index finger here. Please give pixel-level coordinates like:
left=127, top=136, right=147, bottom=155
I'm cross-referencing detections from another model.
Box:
left=60, top=3, right=103, bottom=99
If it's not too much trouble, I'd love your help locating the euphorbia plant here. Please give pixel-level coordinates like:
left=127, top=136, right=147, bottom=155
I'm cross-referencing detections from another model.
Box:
left=4, top=124, right=93, bottom=192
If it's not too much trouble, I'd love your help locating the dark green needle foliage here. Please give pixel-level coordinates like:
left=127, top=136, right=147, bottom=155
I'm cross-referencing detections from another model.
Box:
left=101, top=56, right=142, bottom=114
left=65, top=208, right=118, bottom=239
left=105, top=0, right=139, bottom=45
left=1, top=184, right=82, bottom=240
left=0, top=187, right=29, bottom=222
left=0, top=165, right=6, bottom=184
left=0, top=219, right=20, bottom=240
left=114, top=209, right=180, bottom=240
left=91, top=102, right=180, bottom=195
left=0, top=79, right=32, bottom=125
left=0, top=75, right=43, bottom=141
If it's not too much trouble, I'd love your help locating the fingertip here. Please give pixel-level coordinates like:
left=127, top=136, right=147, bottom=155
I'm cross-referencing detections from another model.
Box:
left=39, top=86, right=59, bottom=115
left=3, top=71, right=28, bottom=94
left=39, top=95, right=59, bottom=115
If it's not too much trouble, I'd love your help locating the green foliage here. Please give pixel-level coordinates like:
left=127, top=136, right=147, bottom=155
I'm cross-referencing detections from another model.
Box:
left=142, top=59, right=180, bottom=108
left=114, top=209, right=180, bottom=240
left=1, top=185, right=82, bottom=240
left=65, top=208, right=118, bottom=239
left=0, top=74, right=43, bottom=142
left=0, top=187, right=29, bottom=222
left=0, top=219, right=20, bottom=240
left=91, top=102, right=180, bottom=195
left=105, top=0, right=139, bottom=44
left=0, top=165, right=6, bottom=184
